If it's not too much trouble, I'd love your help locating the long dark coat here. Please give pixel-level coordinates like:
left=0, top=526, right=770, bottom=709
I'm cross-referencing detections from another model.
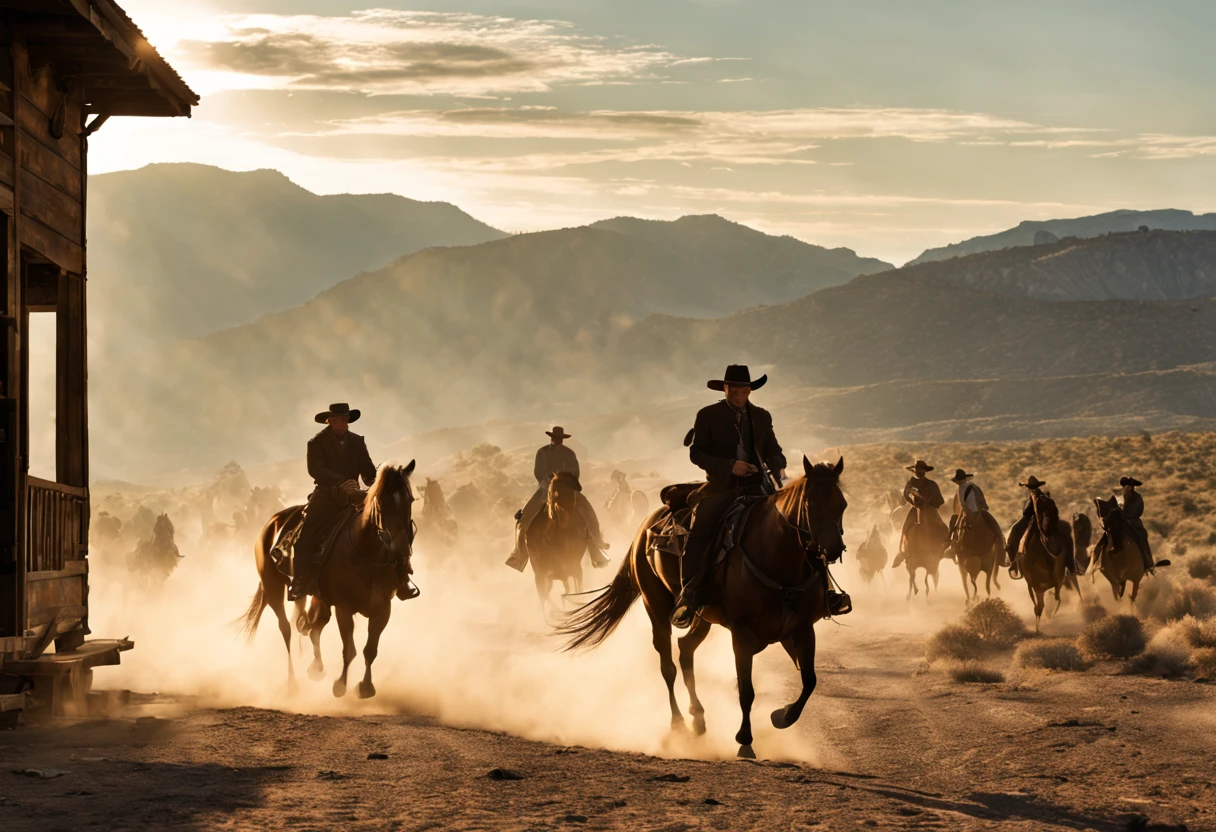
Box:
left=307, top=428, right=377, bottom=504
left=690, top=400, right=786, bottom=495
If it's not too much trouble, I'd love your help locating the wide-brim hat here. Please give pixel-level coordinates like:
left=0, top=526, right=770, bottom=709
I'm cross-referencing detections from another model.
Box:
left=1020, top=475, right=1047, bottom=490
left=708, top=364, right=767, bottom=392
left=315, top=402, right=360, bottom=424
left=950, top=469, right=974, bottom=484
left=905, top=460, right=934, bottom=473
left=1119, top=476, right=1143, bottom=487
left=545, top=426, right=572, bottom=439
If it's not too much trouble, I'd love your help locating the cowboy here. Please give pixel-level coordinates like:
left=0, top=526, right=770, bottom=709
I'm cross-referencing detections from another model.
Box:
left=1117, top=476, right=1155, bottom=573
left=505, top=427, right=610, bottom=572
left=892, top=460, right=945, bottom=567
left=290, top=403, right=407, bottom=602
left=948, top=469, right=1006, bottom=551
left=671, top=364, right=786, bottom=629
left=1005, top=476, right=1078, bottom=577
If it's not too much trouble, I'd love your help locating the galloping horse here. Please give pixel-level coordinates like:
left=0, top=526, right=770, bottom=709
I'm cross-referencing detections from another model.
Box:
left=126, top=513, right=181, bottom=589
left=1016, top=490, right=1071, bottom=632
left=1091, top=496, right=1159, bottom=611
left=900, top=505, right=950, bottom=601
left=419, top=477, right=459, bottom=551
left=240, top=462, right=417, bottom=697
left=603, top=470, right=634, bottom=536
left=526, top=471, right=587, bottom=616
left=560, top=457, right=845, bottom=759
left=856, top=525, right=888, bottom=585
left=950, top=513, right=1003, bottom=604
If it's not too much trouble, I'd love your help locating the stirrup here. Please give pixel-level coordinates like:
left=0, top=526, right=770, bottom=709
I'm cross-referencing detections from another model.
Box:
left=671, top=592, right=701, bottom=629
left=504, top=552, right=526, bottom=572
left=826, top=590, right=852, bottom=616
left=396, top=580, right=421, bottom=601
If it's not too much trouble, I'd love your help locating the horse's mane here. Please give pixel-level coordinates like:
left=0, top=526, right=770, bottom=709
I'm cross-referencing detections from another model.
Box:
left=773, top=463, right=842, bottom=528
left=550, top=471, right=580, bottom=490
left=366, top=464, right=414, bottom=527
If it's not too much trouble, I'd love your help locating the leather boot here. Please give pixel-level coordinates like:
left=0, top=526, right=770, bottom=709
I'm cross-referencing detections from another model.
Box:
left=505, top=513, right=528, bottom=572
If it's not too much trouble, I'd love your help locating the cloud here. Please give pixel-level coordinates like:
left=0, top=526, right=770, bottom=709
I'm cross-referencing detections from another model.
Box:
left=177, top=10, right=689, bottom=95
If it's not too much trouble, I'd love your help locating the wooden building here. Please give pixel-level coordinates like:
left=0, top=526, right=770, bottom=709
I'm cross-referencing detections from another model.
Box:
left=0, top=0, right=196, bottom=719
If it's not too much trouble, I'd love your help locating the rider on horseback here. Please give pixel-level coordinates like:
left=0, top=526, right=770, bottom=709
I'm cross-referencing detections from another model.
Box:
left=289, top=403, right=414, bottom=602
left=671, top=365, right=786, bottom=629
left=893, top=460, right=945, bottom=568
left=1109, top=476, right=1155, bottom=574
left=1005, top=476, right=1079, bottom=578
left=505, top=427, right=610, bottom=572
left=947, top=469, right=1006, bottom=556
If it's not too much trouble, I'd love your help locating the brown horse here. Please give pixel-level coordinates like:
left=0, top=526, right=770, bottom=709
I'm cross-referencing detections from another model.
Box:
left=900, top=507, right=950, bottom=601
left=526, top=471, right=587, bottom=617
left=239, top=461, right=417, bottom=697
left=420, top=477, right=458, bottom=551
left=856, top=525, right=888, bottom=586
left=1091, top=496, right=1159, bottom=612
left=949, top=512, right=1003, bottom=605
left=559, top=457, right=846, bottom=759
left=603, top=470, right=634, bottom=536
left=1016, top=491, right=1071, bottom=632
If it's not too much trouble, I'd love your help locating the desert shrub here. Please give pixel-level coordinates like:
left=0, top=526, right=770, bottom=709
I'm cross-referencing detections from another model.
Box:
left=1014, top=639, right=1090, bottom=672
left=1081, top=604, right=1108, bottom=623
left=926, top=624, right=988, bottom=664
left=1173, top=615, right=1216, bottom=649
left=1187, top=553, right=1216, bottom=582
left=1162, top=581, right=1216, bottom=621
left=1191, top=648, right=1216, bottom=680
left=950, top=663, right=1005, bottom=684
left=962, top=598, right=1026, bottom=647
left=1077, top=615, right=1147, bottom=660
left=1125, top=631, right=1191, bottom=678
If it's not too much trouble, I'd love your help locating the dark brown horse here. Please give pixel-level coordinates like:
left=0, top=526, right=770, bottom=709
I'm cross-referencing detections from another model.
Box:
left=901, top=506, right=950, bottom=601
left=1016, top=491, right=1070, bottom=632
left=949, top=512, right=1003, bottom=604
left=1091, top=496, right=1162, bottom=612
left=526, top=471, right=587, bottom=617
left=559, top=457, right=846, bottom=759
left=240, top=461, right=417, bottom=697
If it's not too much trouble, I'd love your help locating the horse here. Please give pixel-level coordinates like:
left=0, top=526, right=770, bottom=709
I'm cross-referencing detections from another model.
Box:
left=239, top=461, right=417, bottom=697
left=1071, top=512, right=1093, bottom=575
left=1091, top=496, right=1157, bottom=611
left=559, top=457, right=846, bottom=759
left=949, top=512, right=1003, bottom=605
left=419, top=477, right=459, bottom=551
left=603, top=470, right=634, bottom=535
left=125, top=513, right=181, bottom=589
left=1016, top=491, right=1071, bottom=632
left=525, top=471, right=587, bottom=617
left=899, top=504, right=950, bottom=601
left=856, top=524, right=888, bottom=585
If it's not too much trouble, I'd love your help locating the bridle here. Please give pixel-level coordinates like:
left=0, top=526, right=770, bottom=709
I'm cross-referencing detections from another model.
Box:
left=780, top=475, right=847, bottom=563
left=350, top=486, right=416, bottom=566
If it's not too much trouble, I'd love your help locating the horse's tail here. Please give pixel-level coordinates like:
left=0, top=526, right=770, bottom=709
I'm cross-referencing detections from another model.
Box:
left=557, top=557, right=639, bottom=652
left=237, top=583, right=266, bottom=642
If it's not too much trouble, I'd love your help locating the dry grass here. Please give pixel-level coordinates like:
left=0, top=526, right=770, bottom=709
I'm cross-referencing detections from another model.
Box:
left=1014, top=639, right=1090, bottom=672
left=1173, top=615, right=1216, bottom=649
left=1161, top=580, right=1216, bottom=621
left=1186, top=553, right=1216, bottom=583
left=1191, top=647, right=1216, bottom=679
left=962, top=598, right=1026, bottom=647
left=1077, top=615, right=1147, bottom=660
left=926, top=624, right=989, bottom=664
left=949, top=663, right=1005, bottom=684
left=1125, top=632, right=1192, bottom=678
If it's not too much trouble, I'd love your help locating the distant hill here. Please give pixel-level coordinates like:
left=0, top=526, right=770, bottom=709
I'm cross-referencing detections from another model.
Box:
left=896, top=229, right=1216, bottom=301
left=909, top=208, right=1216, bottom=267
left=87, top=163, right=508, bottom=340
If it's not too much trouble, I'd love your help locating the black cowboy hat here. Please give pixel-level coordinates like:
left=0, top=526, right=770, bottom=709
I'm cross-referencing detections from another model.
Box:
left=905, top=460, right=934, bottom=473
left=315, top=402, right=360, bottom=424
left=1020, top=475, right=1047, bottom=490
left=950, top=469, right=974, bottom=484
left=1119, top=476, right=1143, bottom=487
left=708, top=364, right=767, bottom=392
left=545, top=426, right=572, bottom=439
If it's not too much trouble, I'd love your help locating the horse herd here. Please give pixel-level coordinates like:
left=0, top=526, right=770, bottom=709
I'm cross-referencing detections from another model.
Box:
left=233, top=457, right=1158, bottom=759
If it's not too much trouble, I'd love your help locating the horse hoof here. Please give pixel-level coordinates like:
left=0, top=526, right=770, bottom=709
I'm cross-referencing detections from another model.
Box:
left=737, top=745, right=756, bottom=760
left=356, top=681, right=376, bottom=699
left=692, top=715, right=707, bottom=736
left=669, top=717, right=687, bottom=733
left=770, top=707, right=795, bottom=730
left=307, top=664, right=325, bottom=682
left=332, top=680, right=347, bottom=698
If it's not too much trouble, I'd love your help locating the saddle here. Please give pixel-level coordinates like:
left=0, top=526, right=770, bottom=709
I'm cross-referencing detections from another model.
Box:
left=269, top=506, right=357, bottom=579
left=648, top=491, right=763, bottom=568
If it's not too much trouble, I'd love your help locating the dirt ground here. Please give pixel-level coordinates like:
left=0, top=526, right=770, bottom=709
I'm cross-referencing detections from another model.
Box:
left=1, top=621, right=1210, bottom=832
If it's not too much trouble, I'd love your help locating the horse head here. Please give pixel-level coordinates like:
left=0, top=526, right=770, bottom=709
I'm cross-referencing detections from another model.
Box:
left=776, top=455, right=847, bottom=562
left=153, top=513, right=176, bottom=545
left=366, top=460, right=417, bottom=566
left=1031, top=491, right=1060, bottom=537
left=547, top=471, right=580, bottom=526
left=1093, top=496, right=1120, bottom=530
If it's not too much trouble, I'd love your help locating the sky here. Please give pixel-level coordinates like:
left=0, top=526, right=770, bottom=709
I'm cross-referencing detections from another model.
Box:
left=92, top=0, right=1216, bottom=264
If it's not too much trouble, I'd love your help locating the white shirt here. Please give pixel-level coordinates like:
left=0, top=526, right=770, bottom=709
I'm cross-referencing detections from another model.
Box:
left=957, top=481, right=980, bottom=513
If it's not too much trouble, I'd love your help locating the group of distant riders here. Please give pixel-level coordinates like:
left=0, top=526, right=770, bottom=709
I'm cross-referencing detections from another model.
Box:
left=284, top=363, right=1155, bottom=620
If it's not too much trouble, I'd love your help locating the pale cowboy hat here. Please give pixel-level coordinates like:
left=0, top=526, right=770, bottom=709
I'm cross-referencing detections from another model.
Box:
left=545, top=426, right=573, bottom=439
left=906, top=460, right=934, bottom=474
left=1020, top=475, right=1048, bottom=490
left=315, top=402, right=360, bottom=424
left=708, top=364, right=767, bottom=391
left=1119, top=476, right=1143, bottom=488
left=950, top=469, right=975, bottom=484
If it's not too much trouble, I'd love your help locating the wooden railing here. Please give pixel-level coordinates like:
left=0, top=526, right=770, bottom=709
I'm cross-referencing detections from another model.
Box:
left=25, top=476, right=87, bottom=573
